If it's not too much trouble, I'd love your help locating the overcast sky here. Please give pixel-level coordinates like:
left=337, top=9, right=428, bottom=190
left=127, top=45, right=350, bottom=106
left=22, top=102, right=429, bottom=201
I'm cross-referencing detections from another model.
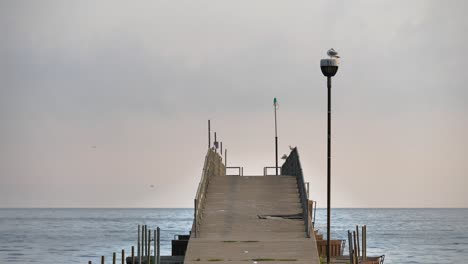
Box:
left=1, top=1, right=467, bottom=208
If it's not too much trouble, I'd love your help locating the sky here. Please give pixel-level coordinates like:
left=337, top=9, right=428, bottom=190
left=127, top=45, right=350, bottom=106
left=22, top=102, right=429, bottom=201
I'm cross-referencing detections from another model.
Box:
left=1, top=1, right=467, bottom=208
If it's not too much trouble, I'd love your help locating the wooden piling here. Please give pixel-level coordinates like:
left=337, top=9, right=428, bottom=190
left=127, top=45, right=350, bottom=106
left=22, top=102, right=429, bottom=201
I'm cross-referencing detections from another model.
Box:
left=353, top=231, right=358, bottom=264
left=121, top=249, right=125, bottom=264
left=137, top=225, right=140, bottom=260
left=113, top=252, right=116, bottom=264
left=347, top=231, right=353, bottom=264
left=141, top=225, right=144, bottom=257
left=363, top=225, right=367, bottom=261
left=143, top=225, right=147, bottom=257
left=356, top=225, right=360, bottom=258
left=156, top=227, right=161, bottom=264
left=139, top=225, right=143, bottom=264
left=101, top=256, right=105, bottom=264
left=131, top=246, right=135, bottom=264
left=89, top=261, right=92, bottom=264
left=154, top=229, right=157, bottom=264
left=148, top=229, right=151, bottom=264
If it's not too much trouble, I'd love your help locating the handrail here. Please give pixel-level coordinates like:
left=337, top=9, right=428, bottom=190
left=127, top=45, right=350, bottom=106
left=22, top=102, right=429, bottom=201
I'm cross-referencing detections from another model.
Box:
left=263, top=166, right=281, bottom=176
left=226, top=166, right=243, bottom=176
left=280, top=147, right=310, bottom=237
left=193, top=148, right=224, bottom=237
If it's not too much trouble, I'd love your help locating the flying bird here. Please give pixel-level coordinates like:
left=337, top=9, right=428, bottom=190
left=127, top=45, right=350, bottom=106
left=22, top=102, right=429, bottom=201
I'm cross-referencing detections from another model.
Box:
left=327, top=48, right=340, bottom=59
left=281, top=154, right=288, bottom=160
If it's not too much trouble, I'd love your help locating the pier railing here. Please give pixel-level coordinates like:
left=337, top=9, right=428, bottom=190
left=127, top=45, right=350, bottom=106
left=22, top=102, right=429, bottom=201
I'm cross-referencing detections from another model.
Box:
left=193, top=148, right=225, bottom=237
left=281, top=147, right=311, bottom=237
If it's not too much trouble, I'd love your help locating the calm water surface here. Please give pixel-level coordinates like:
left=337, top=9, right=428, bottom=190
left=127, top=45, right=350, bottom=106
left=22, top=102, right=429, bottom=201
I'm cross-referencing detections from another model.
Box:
left=0, top=208, right=467, bottom=263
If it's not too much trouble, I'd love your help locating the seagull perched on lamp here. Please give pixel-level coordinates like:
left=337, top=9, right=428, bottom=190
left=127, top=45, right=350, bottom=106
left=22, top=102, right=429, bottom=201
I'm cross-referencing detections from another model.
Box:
left=327, top=48, right=340, bottom=59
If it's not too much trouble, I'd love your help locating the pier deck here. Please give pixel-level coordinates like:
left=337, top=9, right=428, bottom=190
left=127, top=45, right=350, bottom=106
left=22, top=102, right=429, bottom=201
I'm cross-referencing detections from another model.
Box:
left=184, top=150, right=320, bottom=264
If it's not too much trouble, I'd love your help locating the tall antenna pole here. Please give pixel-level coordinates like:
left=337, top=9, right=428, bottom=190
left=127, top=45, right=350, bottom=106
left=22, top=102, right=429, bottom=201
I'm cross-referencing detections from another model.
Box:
left=274, top=98, right=278, bottom=176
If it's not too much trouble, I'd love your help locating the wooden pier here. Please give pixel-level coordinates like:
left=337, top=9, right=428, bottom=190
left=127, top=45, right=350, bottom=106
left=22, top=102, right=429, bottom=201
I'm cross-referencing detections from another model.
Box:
left=185, top=148, right=320, bottom=264
left=87, top=146, right=384, bottom=264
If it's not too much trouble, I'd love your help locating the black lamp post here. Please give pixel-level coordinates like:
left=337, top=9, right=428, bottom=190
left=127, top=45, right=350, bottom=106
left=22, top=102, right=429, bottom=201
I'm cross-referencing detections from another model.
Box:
left=273, top=97, right=279, bottom=175
left=320, top=49, right=339, bottom=264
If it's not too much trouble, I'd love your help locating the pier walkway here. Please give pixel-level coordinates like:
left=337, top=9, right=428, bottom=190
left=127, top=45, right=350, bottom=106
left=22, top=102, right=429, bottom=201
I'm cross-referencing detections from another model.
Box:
left=184, top=149, right=320, bottom=264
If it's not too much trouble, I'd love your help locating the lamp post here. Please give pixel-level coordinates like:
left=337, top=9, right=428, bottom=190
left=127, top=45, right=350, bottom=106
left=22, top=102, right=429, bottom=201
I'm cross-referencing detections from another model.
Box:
left=320, top=48, right=339, bottom=264
left=273, top=97, right=279, bottom=175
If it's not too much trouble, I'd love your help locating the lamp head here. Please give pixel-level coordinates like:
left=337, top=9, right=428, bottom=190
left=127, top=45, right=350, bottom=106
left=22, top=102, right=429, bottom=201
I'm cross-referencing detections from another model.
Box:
left=320, top=58, right=339, bottom=77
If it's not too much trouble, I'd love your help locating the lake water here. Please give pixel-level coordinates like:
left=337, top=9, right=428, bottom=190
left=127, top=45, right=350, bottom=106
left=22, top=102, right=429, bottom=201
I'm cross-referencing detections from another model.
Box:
left=0, top=208, right=467, bottom=263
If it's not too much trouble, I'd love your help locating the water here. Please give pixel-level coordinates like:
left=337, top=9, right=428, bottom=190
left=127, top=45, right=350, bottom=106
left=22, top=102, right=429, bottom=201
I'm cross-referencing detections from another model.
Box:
left=0, top=209, right=193, bottom=263
left=314, top=208, right=468, bottom=263
left=0, top=208, right=467, bottom=263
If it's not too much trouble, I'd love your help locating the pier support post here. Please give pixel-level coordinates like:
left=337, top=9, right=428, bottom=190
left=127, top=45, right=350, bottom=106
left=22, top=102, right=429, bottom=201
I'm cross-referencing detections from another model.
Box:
left=363, top=225, right=367, bottom=261
left=144, top=225, right=147, bottom=257
left=131, top=246, right=135, bottom=264
left=101, top=256, right=105, bottom=264
left=356, top=225, right=360, bottom=259
left=157, top=227, right=161, bottom=264
left=137, top=225, right=140, bottom=260
left=347, top=231, right=353, bottom=264
left=113, top=252, right=116, bottom=264
left=122, top=249, right=125, bottom=264
left=353, top=231, right=358, bottom=263
left=148, top=229, right=151, bottom=264
left=154, top=229, right=157, bottom=264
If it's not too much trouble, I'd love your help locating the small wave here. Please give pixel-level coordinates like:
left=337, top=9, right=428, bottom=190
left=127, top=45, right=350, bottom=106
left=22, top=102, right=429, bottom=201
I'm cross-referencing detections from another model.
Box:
left=8, top=252, right=25, bottom=256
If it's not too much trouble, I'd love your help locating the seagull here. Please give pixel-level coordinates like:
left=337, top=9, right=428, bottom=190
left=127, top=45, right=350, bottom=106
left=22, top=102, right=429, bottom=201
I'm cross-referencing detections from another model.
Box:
left=281, top=154, right=288, bottom=160
left=327, top=48, right=340, bottom=59
left=289, top=145, right=294, bottom=151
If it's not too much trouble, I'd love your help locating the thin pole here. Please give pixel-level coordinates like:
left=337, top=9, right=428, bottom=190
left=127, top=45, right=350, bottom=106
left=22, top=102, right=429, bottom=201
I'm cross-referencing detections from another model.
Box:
left=347, top=231, right=353, bottom=264
left=326, top=76, right=332, bottom=264
left=313, top=201, right=317, bottom=227
left=363, top=225, right=367, bottom=261
left=148, top=229, right=151, bottom=264
left=143, top=225, right=148, bottom=257
left=154, top=229, right=157, bottom=264
left=208, top=120, right=211, bottom=149
left=356, top=225, right=360, bottom=259
left=274, top=98, right=278, bottom=175
left=220, top=142, right=223, bottom=156
left=137, top=225, right=140, bottom=260
left=101, top=256, right=105, bottom=264
left=139, top=225, right=142, bottom=264
left=131, top=246, right=135, bottom=264
left=353, top=231, right=358, bottom=263
left=113, top=252, right=116, bottom=264
left=122, top=249, right=125, bottom=264
left=157, top=227, right=160, bottom=264
left=225, top=149, right=227, bottom=167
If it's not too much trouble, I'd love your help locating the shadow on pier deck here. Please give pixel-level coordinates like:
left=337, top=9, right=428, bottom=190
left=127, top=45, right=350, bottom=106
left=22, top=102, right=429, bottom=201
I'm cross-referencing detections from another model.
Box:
left=184, top=148, right=320, bottom=264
